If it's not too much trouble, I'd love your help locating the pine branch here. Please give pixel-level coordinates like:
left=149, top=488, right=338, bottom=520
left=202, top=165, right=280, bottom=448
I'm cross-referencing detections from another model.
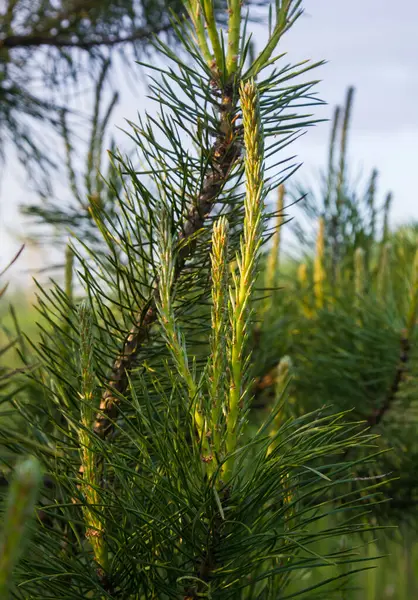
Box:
left=367, top=332, right=410, bottom=428
left=0, top=22, right=174, bottom=50
left=368, top=248, right=418, bottom=427
left=209, top=217, right=230, bottom=461
left=93, top=83, right=241, bottom=440
left=225, top=79, right=265, bottom=479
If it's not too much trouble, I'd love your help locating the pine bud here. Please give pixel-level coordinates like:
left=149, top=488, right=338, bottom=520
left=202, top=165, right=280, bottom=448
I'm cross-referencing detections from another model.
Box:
left=224, top=79, right=264, bottom=480
left=210, top=217, right=230, bottom=460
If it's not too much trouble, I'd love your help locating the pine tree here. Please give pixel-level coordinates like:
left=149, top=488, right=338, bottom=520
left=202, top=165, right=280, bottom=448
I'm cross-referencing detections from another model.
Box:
left=1, top=4, right=385, bottom=599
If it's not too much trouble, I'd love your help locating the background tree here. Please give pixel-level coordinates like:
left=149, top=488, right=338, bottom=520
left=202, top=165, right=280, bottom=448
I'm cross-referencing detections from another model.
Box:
left=254, top=83, right=418, bottom=539
left=0, top=0, right=244, bottom=189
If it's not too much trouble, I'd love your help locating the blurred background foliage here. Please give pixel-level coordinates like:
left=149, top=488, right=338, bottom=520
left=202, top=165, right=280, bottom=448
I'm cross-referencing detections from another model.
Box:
left=0, top=0, right=255, bottom=191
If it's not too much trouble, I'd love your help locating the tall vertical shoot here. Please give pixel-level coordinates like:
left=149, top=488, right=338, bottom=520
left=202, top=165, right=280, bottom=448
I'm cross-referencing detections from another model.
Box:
left=225, top=80, right=264, bottom=478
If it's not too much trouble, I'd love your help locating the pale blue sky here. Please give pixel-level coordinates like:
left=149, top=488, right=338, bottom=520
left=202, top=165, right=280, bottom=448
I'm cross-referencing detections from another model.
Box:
left=280, top=0, right=418, bottom=224
left=1, top=0, right=417, bottom=283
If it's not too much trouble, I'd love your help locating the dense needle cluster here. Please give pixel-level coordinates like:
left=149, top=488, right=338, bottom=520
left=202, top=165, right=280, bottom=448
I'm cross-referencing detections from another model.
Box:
left=0, top=3, right=394, bottom=599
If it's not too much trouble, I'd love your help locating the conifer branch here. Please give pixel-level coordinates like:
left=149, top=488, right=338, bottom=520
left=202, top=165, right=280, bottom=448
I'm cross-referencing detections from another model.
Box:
left=367, top=333, right=410, bottom=428
left=245, top=0, right=303, bottom=79
left=368, top=250, right=418, bottom=427
left=203, top=0, right=224, bottom=72
left=330, top=87, right=354, bottom=282
left=93, top=82, right=241, bottom=440
left=183, top=0, right=213, bottom=67
left=65, top=244, right=74, bottom=304
left=336, top=86, right=354, bottom=205
left=406, top=249, right=418, bottom=338
left=225, top=79, right=264, bottom=478
left=226, top=0, right=242, bottom=77
left=367, top=169, right=378, bottom=241
left=209, top=216, right=230, bottom=462
left=0, top=22, right=175, bottom=50
left=382, top=192, right=392, bottom=243
left=155, top=211, right=211, bottom=462
left=77, top=303, right=109, bottom=580
left=325, top=105, right=340, bottom=216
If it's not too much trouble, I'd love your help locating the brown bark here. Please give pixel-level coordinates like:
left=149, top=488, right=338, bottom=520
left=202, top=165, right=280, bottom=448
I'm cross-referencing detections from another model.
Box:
left=367, top=331, right=410, bottom=427
left=93, top=86, right=240, bottom=440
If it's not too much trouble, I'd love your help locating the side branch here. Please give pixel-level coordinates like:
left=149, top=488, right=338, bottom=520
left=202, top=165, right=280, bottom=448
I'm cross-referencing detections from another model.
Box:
left=93, top=90, right=240, bottom=439
left=367, top=331, right=410, bottom=427
left=0, top=23, right=174, bottom=50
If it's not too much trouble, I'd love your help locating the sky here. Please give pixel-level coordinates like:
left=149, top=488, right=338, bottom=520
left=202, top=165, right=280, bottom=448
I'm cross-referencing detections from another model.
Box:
left=1, top=0, right=417, bottom=286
